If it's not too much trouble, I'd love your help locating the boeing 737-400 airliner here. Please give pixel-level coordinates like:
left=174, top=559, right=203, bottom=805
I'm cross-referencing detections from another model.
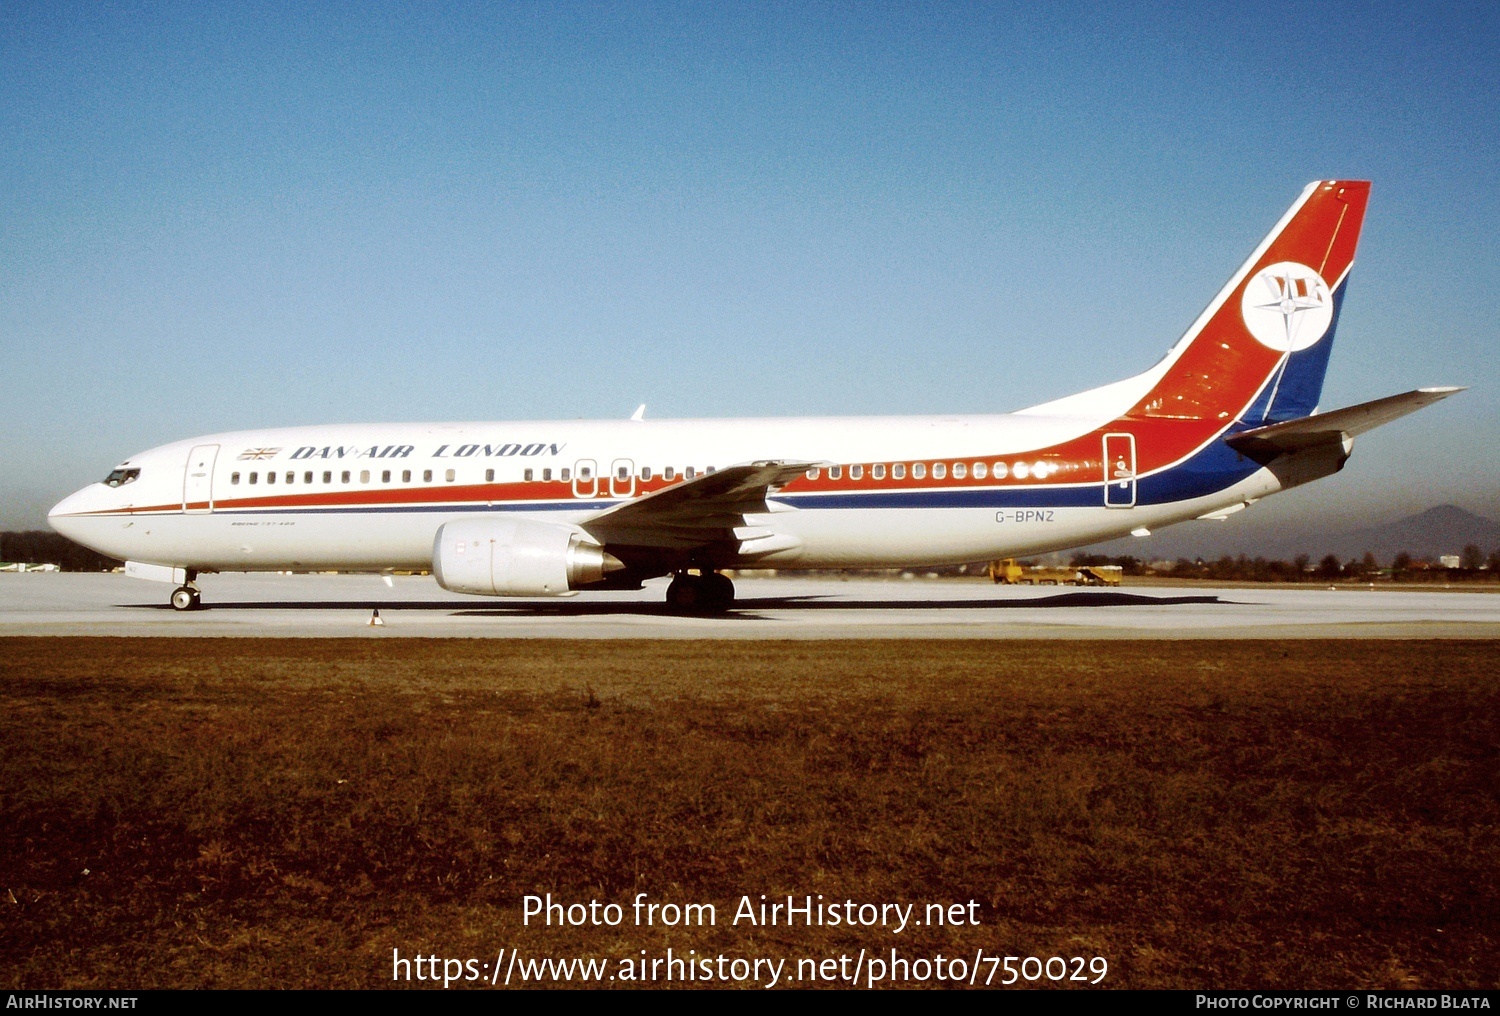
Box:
left=49, top=181, right=1462, bottom=610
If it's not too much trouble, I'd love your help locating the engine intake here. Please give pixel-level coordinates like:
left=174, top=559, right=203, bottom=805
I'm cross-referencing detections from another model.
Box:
left=432, top=518, right=622, bottom=596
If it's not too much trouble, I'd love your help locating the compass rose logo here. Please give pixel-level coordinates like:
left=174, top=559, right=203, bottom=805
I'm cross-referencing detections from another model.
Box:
left=1240, top=261, right=1333, bottom=352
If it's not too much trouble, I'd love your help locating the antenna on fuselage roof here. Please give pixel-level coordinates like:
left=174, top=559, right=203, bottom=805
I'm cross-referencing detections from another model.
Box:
left=630, top=404, right=646, bottom=421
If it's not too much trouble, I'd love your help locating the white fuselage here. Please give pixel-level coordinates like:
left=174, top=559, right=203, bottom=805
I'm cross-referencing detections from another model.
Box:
left=47, top=412, right=1278, bottom=574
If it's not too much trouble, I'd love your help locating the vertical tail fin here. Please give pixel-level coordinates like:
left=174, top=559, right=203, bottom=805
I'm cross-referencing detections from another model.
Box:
left=1132, top=180, right=1370, bottom=424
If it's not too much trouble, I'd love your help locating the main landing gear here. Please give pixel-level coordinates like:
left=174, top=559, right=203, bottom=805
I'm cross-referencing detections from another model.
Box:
left=665, top=571, right=735, bottom=612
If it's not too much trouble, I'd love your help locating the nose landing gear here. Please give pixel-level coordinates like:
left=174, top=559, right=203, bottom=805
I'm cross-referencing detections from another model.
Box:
left=169, top=572, right=202, bottom=611
left=665, top=571, right=735, bottom=612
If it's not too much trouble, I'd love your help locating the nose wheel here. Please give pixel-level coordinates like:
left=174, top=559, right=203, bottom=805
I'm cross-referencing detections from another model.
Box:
left=170, top=585, right=201, bottom=611
left=665, top=571, right=735, bottom=612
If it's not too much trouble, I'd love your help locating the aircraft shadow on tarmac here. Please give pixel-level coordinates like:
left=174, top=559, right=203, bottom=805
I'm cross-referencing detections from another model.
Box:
left=124, top=591, right=1239, bottom=617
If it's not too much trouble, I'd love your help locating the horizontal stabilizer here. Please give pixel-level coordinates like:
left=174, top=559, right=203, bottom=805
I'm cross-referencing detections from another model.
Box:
left=1226, top=386, right=1464, bottom=463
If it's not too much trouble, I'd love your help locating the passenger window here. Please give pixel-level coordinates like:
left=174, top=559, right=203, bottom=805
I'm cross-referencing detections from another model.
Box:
left=850, top=465, right=864, bottom=480
left=231, top=472, right=240, bottom=485
left=485, top=469, right=495, bottom=482
left=322, top=471, right=332, bottom=484
left=993, top=461, right=1008, bottom=478
left=383, top=470, right=392, bottom=483
left=266, top=471, right=276, bottom=484
left=892, top=463, right=906, bottom=479
left=706, top=466, right=715, bottom=474
left=423, top=470, right=433, bottom=483
left=524, top=468, right=534, bottom=481
left=304, top=471, right=313, bottom=484
left=250, top=472, right=258, bottom=485
left=401, top=470, right=411, bottom=483
left=830, top=466, right=842, bottom=480
left=953, top=462, right=967, bottom=479
left=806, top=468, right=820, bottom=480
left=872, top=464, right=886, bottom=479
left=686, top=467, right=696, bottom=479
left=642, top=466, right=653, bottom=481
left=581, top=466, right=592, bottom=480
left=664, top=467, right=675, bottom=480
left=912, top=463, right=926, bottom=479
left=543, top=468, right=553, bottom=481
left=561, top=468, right=571, bottom=481
left=341, top=471, right=351, bottom=483
left=617, top=466, right=628, bottom=480
left=445, top=469, right=455, bottom=482
left=973, top=462, right=987, bottom=479
left=933, top=463, right=947, bottom=479
left=359, top=470, right=370, bottom=483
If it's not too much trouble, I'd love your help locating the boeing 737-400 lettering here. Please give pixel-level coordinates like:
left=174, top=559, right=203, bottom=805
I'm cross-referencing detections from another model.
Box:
left=49, top=181, right=1462, bottom=611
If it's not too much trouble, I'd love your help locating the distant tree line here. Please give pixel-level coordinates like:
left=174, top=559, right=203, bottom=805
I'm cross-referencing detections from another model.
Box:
left=1070, top=546, right=1500, bottom=582
left=1, top=532, right=121, bottom=572
left=6, top=528, right=1499, bottom=582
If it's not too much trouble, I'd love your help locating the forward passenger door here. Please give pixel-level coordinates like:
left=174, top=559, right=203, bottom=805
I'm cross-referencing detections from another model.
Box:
left=183, top=444, right=219, bottom=513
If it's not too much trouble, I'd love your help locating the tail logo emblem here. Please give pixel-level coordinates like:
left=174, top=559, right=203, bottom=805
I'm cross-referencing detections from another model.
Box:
left=1240, top=261, right=1333, bottom=352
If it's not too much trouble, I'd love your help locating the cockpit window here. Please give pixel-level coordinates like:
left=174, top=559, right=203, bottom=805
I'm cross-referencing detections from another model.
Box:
left=102, top=468, right=140, bottom=488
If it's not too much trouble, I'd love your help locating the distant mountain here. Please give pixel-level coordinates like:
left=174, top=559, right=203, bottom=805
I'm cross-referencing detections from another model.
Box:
left=1305, top=505, right=1500, bottom=563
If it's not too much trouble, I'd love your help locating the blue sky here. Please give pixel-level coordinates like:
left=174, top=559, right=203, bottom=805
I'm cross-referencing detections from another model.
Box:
left=3, top=1, right=1497, bottom=540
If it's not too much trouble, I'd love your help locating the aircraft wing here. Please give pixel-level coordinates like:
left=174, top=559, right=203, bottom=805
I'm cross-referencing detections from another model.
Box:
left=1226, top=386, right=1464, bottom=463
left=579, top=460, right=818, bottom=551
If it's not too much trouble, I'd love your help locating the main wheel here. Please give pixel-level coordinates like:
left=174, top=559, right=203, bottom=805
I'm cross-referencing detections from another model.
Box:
left=170, top=586, right=197, bottom=611
left=666, top=573, right=737, bottom=612
left=702, top=572, right=735, bottom=611
left=665, top=574, right=702, bottom=611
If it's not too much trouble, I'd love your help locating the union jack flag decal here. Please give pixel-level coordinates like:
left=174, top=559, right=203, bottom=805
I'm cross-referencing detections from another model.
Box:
left=236, top=447, right=282, bottom=460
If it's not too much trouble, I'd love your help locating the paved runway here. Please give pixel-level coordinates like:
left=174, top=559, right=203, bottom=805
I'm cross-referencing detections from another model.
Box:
left=2, top=572, right=1498, bottom=638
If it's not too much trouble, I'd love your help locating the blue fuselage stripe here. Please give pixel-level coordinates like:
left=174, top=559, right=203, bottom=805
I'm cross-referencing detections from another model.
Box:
left=185, top=436, right=1260, bottom=516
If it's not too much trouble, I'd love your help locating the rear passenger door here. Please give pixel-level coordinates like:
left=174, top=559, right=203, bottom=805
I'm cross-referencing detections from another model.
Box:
left=1103, top=433, right=1135, bottom=508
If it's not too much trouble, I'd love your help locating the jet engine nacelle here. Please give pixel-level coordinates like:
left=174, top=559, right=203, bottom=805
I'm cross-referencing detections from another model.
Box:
left=432, top=518, right=620, bottom=596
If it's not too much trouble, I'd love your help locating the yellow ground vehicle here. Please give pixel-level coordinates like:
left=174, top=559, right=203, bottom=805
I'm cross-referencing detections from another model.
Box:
left=988, top=559, right=1122, bottom=586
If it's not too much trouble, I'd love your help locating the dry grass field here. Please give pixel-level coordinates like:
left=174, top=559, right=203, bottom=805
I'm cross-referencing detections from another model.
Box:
left=1, top=637, right=1496, bottom=989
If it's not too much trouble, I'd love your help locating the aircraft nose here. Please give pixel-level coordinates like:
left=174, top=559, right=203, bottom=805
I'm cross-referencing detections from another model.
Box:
left=47, top=487, right=97, bottom=539
left=48, top=484, right=138, bottom=562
